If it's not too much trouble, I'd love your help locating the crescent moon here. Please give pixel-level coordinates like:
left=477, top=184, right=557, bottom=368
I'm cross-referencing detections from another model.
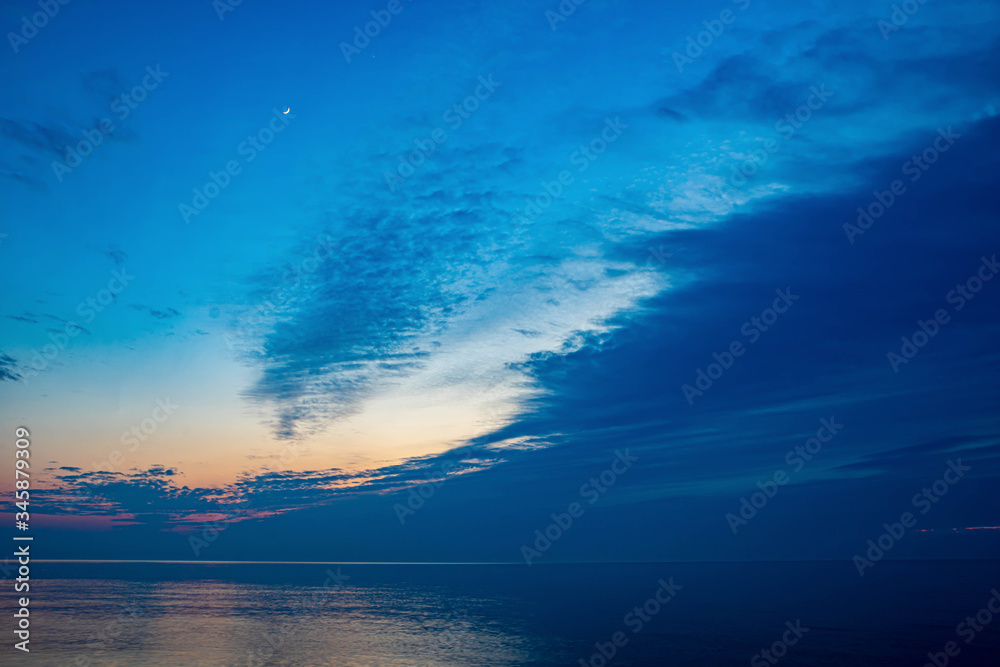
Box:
left=283, top=107, right=290, bottom=114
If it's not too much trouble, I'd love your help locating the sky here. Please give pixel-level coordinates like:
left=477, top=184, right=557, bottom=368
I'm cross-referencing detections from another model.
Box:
left=1, top=0, right=999, bottom=563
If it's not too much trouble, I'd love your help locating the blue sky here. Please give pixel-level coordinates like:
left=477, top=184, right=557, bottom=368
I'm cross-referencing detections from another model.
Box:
left=1, top=0, right=999, bottom=562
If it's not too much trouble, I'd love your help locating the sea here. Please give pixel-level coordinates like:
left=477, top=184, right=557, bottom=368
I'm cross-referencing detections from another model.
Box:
left=9, top=560, right=1000, bottom=666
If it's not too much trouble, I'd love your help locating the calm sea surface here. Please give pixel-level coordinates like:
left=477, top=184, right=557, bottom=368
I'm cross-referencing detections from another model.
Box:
left=9, top=560, right=1000, bottom=666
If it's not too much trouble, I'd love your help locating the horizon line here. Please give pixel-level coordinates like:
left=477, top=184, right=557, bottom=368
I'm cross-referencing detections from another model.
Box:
left=33, top=557, right=1000, bottom=565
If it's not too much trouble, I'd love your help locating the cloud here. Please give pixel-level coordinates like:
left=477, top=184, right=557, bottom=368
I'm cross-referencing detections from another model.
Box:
left=101, top=244, right=128, bottom=269
left=0, top=68, right=140, bottom=186
left=129, top=304, right=181, bottom=320
left=209, top=4, right=1000, bottom=463
left=0, top=118, right=77, bottom=159
left=44, top=448, right=499, bottom=528
left=0, top=352, right=22, bottom=382
left=80, top=68, right=124, bottom=101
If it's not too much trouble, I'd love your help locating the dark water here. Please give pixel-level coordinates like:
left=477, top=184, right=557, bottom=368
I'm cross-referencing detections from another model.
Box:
left=10, top=560, right=1000, bottom=665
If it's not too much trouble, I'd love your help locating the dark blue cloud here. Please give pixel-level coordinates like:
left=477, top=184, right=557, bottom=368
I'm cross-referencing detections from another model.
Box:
left=7, top=0, right=1000, bottom=564
left=47, top=111, right=1000, bottom=561
left=0, top=352, right=22, bottom=382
